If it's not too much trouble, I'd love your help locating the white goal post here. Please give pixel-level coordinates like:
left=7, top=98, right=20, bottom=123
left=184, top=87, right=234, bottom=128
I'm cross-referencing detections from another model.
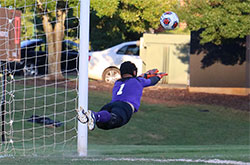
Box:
left=77, top=0, right=90, bottom=157
left=0, top=0, right=89, bottom=156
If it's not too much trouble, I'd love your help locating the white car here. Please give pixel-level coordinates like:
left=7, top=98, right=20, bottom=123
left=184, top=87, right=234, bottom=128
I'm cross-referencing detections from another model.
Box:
left=88, top=41, right=142, bottom=83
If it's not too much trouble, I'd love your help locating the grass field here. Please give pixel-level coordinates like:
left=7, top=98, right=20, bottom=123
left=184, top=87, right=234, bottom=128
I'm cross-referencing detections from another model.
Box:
left=0, top=83, right=249, bottom=164
left=1, top=145, right=249, bottom=164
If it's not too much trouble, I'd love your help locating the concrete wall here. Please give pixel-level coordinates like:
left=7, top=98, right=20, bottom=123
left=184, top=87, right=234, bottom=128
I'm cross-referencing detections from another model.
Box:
left=190, top=32, right=248, bottom=88
left=189, top=32, right=249, bottom=96
left=190, top=53, right=247, bottom=87
left=140, top=34, right=190, bottom=85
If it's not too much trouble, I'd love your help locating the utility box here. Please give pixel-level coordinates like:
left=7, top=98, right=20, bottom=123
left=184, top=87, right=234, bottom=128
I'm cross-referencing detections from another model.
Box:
left=140, top=34, right=190, bottom=85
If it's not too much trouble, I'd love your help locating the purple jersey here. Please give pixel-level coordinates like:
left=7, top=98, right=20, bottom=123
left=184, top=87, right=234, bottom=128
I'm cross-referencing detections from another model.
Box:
left=111, top=77, right=153, bottom=112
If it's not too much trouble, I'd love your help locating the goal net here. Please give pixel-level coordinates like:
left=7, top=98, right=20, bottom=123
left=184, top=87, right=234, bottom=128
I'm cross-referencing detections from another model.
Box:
left=0, top=0, right=86, bottom=156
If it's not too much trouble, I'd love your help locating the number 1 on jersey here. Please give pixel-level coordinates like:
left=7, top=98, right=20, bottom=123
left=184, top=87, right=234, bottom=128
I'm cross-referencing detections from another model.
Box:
left=117, top=83, right=125, bottom=95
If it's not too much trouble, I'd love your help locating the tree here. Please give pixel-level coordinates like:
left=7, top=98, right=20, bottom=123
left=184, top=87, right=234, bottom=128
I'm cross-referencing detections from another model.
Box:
left=90, top=0, right=179, bottom=50
left=179, top=0, right=250, bottom=45
left=179, top=0, right=249, bottom=68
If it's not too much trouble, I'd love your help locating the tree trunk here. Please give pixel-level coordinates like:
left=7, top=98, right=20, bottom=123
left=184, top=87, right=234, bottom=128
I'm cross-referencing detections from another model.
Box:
left=52, top=9, right=67, bottom=80
left=37, top=0, right=66, bottom=80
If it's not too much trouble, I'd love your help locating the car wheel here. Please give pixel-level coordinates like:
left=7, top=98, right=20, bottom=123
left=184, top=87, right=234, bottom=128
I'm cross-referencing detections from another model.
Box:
left=102, top=68, right=120, bottom=83
left=23, top=63, right=38, bottom=76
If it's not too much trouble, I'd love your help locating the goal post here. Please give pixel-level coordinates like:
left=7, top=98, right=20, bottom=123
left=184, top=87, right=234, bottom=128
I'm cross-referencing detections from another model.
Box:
left=77, top=0, right=90, bottom=157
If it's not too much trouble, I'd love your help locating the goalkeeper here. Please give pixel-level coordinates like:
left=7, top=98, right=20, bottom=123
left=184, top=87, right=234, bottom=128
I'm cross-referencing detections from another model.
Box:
left=77, top=61, right=167, bottom=130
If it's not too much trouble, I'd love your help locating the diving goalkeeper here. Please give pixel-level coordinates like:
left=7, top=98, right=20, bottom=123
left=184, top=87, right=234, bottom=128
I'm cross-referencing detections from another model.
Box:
left=77, top=61, right=167, bottom=130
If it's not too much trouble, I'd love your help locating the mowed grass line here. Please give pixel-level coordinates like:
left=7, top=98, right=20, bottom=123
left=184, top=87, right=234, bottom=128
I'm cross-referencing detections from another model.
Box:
left=1, top=145, right=249, bottom=164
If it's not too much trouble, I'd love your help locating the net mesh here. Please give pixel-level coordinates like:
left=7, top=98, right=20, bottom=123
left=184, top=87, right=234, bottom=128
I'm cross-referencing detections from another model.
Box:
left=0, top=0, right=80, bottom=156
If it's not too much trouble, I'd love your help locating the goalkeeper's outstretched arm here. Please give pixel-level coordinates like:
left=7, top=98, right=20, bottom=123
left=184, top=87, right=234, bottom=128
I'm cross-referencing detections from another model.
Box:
left=148, top=76, right=161, bottom=85
left=141, top=71, right=168, bottom=87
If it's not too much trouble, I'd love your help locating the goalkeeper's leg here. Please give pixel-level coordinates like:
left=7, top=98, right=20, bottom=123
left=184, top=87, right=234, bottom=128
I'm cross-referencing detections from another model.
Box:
left=77, top=101, right=133, bottom=130
left=77, top=109, right=111, bottom=131
left=96, top=101, right=133, bottom=130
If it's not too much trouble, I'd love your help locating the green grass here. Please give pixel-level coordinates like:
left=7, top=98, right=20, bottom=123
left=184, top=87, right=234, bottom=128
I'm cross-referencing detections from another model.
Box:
left=1, top=79, right=78, bottom=154
left=0, top=83, right=249, bottom=164
left=88, top=91, right=249, bottom=145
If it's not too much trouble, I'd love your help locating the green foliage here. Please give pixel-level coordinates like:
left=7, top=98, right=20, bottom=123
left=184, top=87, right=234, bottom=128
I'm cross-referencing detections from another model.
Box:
left=90, top=0, right=179, bottom=50
left=179, top=0, right=250, bottom=45
left=1, top=0, right=181, bottom=49
left=0, top=0, right=31, bottom=9
left=90, top=11, right=142, bottom=50
left=91, top=0, right=178, bottom=33
left=91, top=0, right=119, bottom=17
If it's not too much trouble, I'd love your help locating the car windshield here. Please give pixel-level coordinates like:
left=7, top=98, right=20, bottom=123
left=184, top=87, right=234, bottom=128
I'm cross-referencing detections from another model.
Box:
left=21, top=39, right=43, bottom=48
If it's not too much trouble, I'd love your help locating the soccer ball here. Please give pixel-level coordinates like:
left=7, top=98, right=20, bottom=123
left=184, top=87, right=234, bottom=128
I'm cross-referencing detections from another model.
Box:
left=160, top=11, right=179, bottom=30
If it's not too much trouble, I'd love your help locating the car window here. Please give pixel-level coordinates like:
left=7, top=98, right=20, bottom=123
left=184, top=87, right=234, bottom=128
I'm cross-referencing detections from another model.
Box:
left=127, top=45, right=139, bottom=56
left=117, top=45, right=139, bottom=56
left=117, top=46, right=127, bottom=54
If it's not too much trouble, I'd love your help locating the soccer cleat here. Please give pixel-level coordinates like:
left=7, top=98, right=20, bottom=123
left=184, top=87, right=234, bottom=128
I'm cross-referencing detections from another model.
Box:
left=77, top=113, right=88, bottom=124
left=85, top=110, right=96, bottom=131
left=76, top=107, right=88, bottom=123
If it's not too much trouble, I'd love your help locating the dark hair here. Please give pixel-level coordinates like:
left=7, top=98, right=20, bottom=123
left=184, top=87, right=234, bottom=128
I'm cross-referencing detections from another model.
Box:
left=120, top=61, right=137, bottom=77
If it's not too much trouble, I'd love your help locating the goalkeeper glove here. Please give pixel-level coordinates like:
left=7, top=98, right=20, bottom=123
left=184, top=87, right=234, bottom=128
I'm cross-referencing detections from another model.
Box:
left=157, top=72, right=168, bottom=79
left=139, top=69, right=159, bottom=79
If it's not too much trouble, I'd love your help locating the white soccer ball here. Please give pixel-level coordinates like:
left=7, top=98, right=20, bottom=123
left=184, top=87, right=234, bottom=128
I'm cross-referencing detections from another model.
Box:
left=160, top=11, right=179, bottom=30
